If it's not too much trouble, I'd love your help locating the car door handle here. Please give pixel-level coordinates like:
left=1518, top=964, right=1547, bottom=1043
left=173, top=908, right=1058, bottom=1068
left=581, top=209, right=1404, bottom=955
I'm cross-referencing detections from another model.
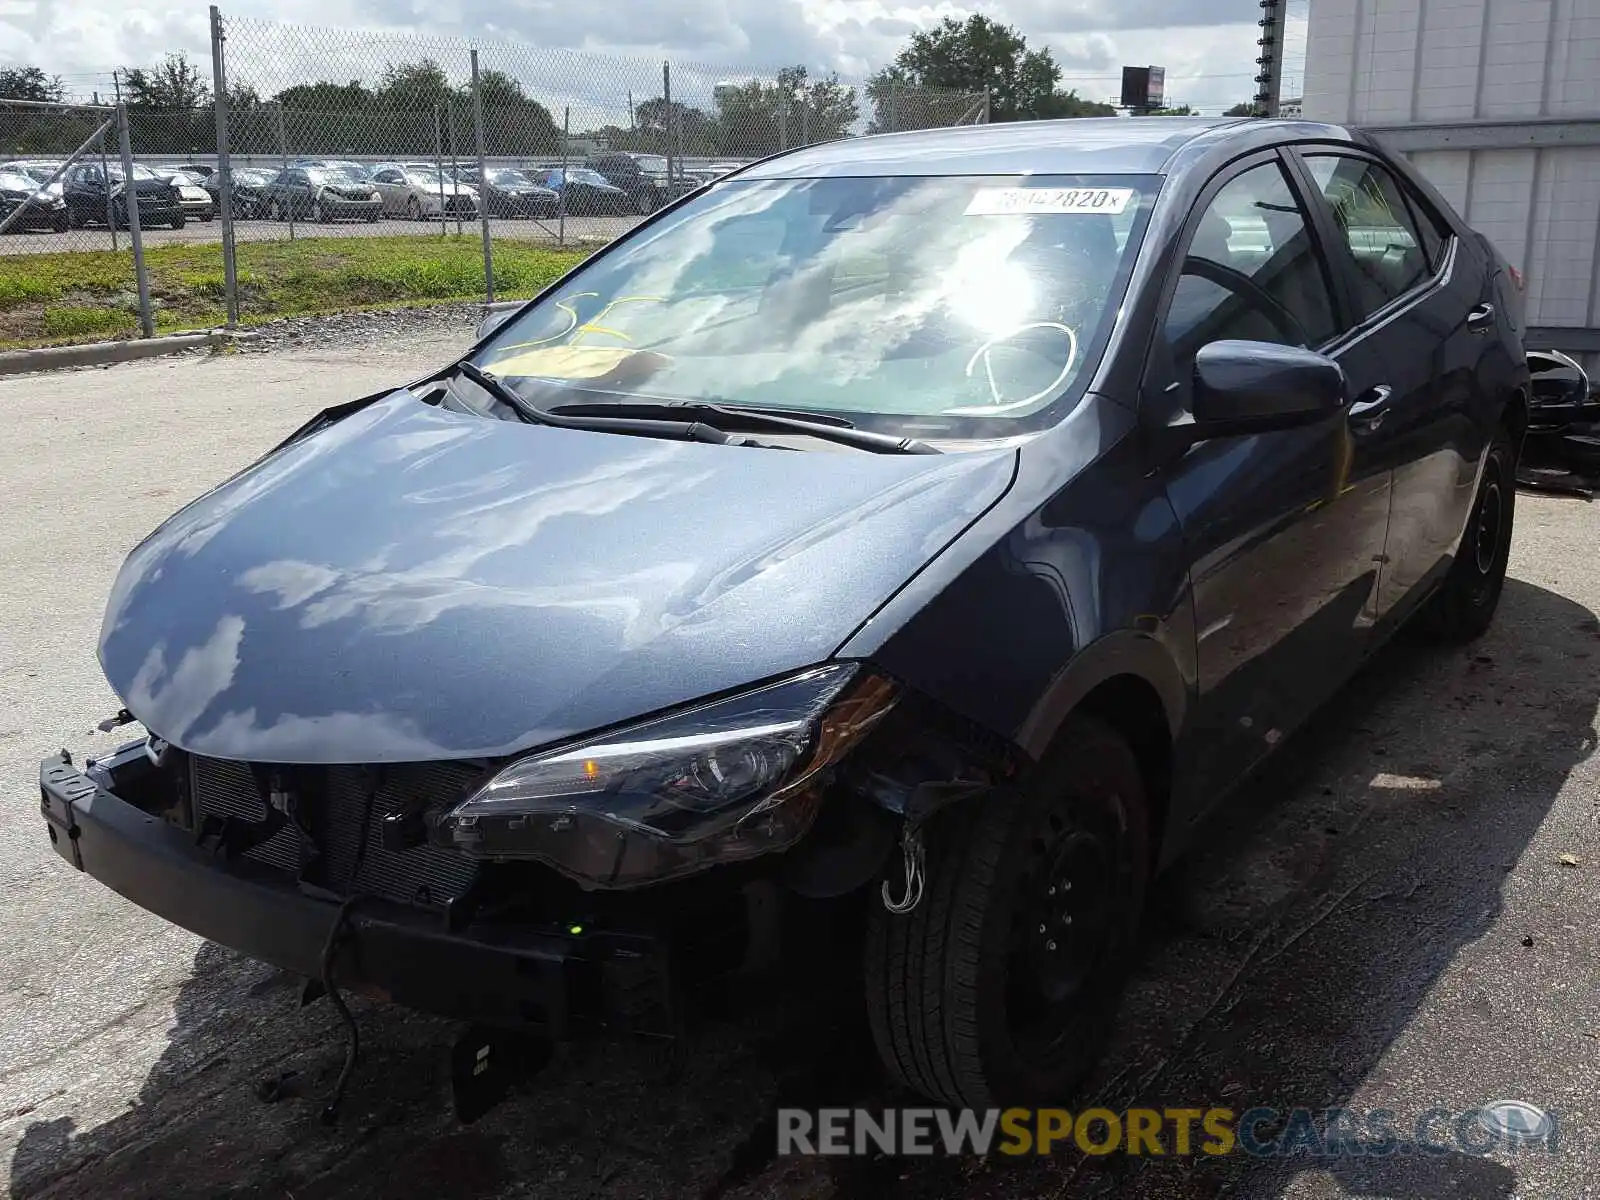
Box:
left=1347, top=384, right=1393, bottom=433
left=1467, top=303, right=1495, bottom=333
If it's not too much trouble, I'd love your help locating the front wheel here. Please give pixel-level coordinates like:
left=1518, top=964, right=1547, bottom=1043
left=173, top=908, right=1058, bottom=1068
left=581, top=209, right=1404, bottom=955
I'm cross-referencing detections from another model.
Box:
left=865, top=715, right=1150, bottom=1106
left=311, top=196, right=329, bottom=224
left=406, top=196, right=422, bottom=222
left=1413, top=424, right=1517, bottom=642
left=170, top=213, right=186, bottom=230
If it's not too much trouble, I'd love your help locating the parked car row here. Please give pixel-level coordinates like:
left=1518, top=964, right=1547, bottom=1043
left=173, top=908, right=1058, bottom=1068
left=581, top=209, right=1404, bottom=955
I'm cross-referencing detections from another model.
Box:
left=1, top=153, right=750, bottom=234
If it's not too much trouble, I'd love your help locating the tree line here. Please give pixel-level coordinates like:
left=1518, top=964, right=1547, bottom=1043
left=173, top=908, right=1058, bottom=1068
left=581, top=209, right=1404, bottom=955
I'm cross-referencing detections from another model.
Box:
left=2, top=18, right=1254, bottom=162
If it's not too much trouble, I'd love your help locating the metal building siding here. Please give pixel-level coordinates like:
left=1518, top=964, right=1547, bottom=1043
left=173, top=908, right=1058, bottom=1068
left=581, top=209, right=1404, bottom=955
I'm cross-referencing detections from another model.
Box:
left=1305, top=0, right=1600, bottom=365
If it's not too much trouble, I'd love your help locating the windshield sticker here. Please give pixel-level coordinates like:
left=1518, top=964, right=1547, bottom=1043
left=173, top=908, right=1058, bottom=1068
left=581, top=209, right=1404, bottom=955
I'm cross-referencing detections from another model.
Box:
left=964, top=187, right=1135, bottom=216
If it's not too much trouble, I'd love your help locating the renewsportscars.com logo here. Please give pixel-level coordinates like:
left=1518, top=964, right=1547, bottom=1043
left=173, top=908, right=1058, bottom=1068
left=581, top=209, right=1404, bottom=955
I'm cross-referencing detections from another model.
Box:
left=777, top=1104, right=1562, bottom=1158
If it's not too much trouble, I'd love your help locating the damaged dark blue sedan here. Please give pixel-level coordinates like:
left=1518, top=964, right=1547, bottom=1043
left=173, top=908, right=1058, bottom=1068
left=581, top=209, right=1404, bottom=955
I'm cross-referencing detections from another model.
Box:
left=40, top=117, right=1529, bottom=1113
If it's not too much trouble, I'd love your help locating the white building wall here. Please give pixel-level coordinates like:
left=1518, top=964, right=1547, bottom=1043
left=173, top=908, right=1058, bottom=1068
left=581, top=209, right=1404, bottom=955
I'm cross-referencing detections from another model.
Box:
left=1304, top=0, right=1600, bottom=359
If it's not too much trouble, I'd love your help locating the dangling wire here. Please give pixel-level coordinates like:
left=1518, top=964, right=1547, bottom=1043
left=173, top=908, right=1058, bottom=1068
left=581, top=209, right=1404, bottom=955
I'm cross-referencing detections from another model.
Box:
left=319, top=894, right=365, bottom=1125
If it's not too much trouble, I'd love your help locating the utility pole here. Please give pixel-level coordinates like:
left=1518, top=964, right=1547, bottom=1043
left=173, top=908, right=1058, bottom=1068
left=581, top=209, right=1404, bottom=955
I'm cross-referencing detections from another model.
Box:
left=1255, top=0, right=1287, bottom=116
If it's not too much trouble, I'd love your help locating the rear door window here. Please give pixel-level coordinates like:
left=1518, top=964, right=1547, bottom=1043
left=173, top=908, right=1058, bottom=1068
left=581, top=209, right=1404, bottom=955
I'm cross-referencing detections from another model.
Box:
left=1304, top=155, right=1435, bottom=317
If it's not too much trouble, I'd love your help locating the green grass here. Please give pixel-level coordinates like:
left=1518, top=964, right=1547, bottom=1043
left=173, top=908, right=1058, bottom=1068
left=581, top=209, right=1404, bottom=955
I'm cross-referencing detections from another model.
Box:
left=0, top=235, right=593, bottom=349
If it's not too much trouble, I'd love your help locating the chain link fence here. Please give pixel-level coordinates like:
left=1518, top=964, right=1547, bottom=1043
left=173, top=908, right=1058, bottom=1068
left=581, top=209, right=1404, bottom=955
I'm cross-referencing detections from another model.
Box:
left=0, top=7, right=986, bottom=345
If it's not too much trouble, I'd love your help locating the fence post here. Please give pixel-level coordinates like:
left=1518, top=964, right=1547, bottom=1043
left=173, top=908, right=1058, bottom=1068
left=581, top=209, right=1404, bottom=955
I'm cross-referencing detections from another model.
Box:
left=107, top=72, right=120, bottom=250
left=470, top=50, right=494, bottom=305
left=779, top=86, right=789, bottom=151
left=559, top=106, right=568, bottom=248
left=116, top=102, right=153, bottom=338
left=448, top=100, right=462, bottom=236
left=275, top=102, right=294, bottom=240
left=982, top=88, right=991, bottom=123
left=208, top=5, right=239, bottom=327
left=434, top=104, right=446, bottom=236
left=662, top=62, right=675, bottom=188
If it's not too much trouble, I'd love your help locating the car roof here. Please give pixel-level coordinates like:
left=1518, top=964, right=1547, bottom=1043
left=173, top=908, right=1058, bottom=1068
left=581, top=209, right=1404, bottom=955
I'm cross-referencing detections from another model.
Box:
left=740, top=117, right=1361, bottom=179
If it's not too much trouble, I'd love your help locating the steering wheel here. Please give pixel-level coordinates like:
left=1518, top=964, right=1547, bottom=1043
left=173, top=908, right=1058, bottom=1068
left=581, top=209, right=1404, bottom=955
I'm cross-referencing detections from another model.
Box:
left=1181, top=255, right=1309, bottom=346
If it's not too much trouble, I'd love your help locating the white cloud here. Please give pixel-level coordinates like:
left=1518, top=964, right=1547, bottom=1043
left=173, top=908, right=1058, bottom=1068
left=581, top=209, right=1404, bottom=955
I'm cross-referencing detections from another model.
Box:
left=3, top=0, right=1282, bottom=115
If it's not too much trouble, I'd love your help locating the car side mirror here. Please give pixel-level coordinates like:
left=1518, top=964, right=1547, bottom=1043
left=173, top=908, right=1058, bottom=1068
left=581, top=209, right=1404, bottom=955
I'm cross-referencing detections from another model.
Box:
left=476, top=308, right=515, bottom=342
left=1191, top=340, right=1347, bottom=437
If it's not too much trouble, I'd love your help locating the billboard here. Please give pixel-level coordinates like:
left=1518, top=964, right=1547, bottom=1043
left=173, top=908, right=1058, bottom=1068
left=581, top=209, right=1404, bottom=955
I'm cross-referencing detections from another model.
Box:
left=1120, top=66, right=1166, bottom=110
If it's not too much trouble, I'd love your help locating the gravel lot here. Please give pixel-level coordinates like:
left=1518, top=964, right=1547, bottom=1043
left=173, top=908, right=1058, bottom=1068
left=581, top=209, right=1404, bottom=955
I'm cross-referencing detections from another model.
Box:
left=3, top=327, right=1599, bottom=1198
left=0, top=214, right=637, bottom=256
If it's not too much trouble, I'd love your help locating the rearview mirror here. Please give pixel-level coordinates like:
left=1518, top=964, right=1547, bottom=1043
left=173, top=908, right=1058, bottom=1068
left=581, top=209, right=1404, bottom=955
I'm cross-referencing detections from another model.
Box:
left=476, top=307, right=515, bottom=342
left=1192, top=340, right=1347, bottom=436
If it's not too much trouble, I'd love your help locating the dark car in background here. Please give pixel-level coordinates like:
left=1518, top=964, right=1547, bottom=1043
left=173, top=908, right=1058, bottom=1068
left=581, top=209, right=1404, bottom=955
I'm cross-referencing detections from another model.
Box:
left=62, top=161, right=185, bottom=230
left=586, top=151, right=698, bottom=213
left=536, top=166, right=632, bottom=215
left=0, top=167, right=69, bottom=231
left=1524, top=348, right=1600, bottom=469
left=262, top=165, right=382, bottom=223
left=205, top=166, right=278, bottom=219
left=38, top=118, right=1528, bottom=1115
left=454, top=166, right=559, bottom=218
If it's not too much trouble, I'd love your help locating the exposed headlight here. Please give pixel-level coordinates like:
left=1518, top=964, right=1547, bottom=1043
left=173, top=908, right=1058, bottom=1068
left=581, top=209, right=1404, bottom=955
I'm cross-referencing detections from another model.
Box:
left=432, top=664, right=897, bottom=888
left=370, top=191, right=381, bottom=202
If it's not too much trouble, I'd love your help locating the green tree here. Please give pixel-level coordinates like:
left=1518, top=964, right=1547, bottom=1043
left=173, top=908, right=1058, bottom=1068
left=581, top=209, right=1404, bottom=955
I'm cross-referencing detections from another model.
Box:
left=474, top=70, right=562, bottom=156
left=1225, top=102, right=1258, bottom=116
left=122, top=53, right=210, bottom=109
left=0, top=66, right=64, bottom=103
left=120, top=54, right=212, bottom=154
left=1134, top=104, right=1196, bottom=116
left=714, top=67, right=859, bottom=156
left=632, top=96, right=716, bottom=156
left=867, top=15, right=1063, bottom=124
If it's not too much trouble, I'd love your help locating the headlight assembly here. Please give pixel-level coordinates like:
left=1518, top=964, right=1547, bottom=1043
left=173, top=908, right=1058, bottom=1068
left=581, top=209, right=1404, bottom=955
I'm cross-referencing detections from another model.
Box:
left=432, top=664, right=897, bottom=889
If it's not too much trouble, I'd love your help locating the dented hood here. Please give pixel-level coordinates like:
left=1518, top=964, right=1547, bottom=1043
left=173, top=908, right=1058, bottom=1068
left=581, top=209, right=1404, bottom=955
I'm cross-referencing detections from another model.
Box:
left=99, top=392, right=1016, bottom=763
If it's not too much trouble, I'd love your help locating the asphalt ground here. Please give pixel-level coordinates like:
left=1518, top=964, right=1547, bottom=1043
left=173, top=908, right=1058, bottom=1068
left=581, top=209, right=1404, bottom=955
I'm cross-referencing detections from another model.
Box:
left=3, top=333, right=1598, bottom=1199
left=0, top=213, right=639, bottom=256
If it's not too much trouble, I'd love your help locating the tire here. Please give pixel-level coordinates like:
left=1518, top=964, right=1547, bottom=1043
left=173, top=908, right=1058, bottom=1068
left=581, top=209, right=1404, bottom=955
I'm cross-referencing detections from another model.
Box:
left=201, top=212, right=213, bottom=222
left=67, top=205, right=84, bottom=230
left=170, top=214, right=186, bottom=230
left=311, top=196, right=328, bottom=224
left=270, top=198, right=285, bottom=222
left=407, top=196, right=422, bottom=222
left=365, top=208, right=379, bottom=223
left=636, top=192, right=653, bottom=215
left=1413, top=423, right=1517, bottom=642
left=865, top=715, right=1150, bottom=1107
left=51, top=212, right=69, bottom=233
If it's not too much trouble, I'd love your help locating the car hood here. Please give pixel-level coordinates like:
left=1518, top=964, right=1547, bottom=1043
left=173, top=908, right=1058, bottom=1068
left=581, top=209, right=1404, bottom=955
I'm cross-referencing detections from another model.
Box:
left=100, top=391, right=1017, bottom=764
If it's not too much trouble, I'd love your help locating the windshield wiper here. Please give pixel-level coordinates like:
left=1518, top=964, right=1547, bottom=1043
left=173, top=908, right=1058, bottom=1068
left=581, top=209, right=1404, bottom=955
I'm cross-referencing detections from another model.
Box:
left=445, top=363, right=775, bottom=448
left=546, top=400, right=942, bottom=455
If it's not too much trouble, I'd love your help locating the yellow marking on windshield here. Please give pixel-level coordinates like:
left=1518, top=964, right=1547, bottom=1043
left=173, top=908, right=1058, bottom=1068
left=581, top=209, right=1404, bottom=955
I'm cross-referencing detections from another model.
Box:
left=488, top=291, right=597, bottom=355
left=569, top=295, right=667, bottom=346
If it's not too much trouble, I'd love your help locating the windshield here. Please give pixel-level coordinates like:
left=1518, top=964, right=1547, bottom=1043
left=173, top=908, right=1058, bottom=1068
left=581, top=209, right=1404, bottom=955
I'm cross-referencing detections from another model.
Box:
left=567, top=168, right=608, bottom=186
left=406, top=169, right=456, bottom=187
left=107, top=164, right=161, bottom=181
left=487, top=168, right=533, bottom=186
left=635, top=156, right=668, bottom=173
left=475, top=173, right=1156, bottom=439
left=0, top=172, right=36, bottom=191
left=309, top=168, right=366, bottom=186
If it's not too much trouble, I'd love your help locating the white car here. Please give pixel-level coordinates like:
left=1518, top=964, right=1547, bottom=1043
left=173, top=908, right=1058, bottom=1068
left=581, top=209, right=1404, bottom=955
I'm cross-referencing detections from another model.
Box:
left=165, top=169, right=215, bottom=221
left=370, top=163, right=480, bottom=220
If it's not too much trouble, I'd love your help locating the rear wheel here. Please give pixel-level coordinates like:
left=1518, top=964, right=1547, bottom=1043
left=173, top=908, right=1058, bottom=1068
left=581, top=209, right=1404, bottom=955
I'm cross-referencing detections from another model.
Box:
left=865, top=715, right=1150, bottom=1106
left=1413, top=423, right=1517, bottom=642
left=406, top=196, right=422, bottom=222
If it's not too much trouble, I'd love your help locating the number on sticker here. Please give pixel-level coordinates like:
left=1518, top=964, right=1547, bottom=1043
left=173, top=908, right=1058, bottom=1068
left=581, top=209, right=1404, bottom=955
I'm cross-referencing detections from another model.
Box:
left=964, top=187, right=1135, bottom=216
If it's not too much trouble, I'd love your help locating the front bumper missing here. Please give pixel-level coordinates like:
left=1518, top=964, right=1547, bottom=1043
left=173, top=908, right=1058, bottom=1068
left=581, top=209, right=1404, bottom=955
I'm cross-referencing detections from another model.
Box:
left=38, top=752, right=674, bottom=1037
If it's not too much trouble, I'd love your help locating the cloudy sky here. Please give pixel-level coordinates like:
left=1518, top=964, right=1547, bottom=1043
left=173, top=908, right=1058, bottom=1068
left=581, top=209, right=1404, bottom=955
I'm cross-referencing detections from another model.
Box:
left=1, top=0, right=1309, bottom=117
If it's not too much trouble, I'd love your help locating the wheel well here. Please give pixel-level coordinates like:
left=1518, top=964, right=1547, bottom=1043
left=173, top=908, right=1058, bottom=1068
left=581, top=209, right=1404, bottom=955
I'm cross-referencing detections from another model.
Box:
left=1073, top=674, right=1173, bottom=861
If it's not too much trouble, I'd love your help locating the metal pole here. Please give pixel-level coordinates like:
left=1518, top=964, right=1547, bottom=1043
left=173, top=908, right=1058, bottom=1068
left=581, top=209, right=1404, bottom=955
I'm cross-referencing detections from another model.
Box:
left=1256, top=0, right=1287, bottom=116
left=982, top=88, right=991, bottom=124
left=470, top=50, right=494, bottom=304
left=448, top=100, right=462, bottom=236
left=779, top=87, right=789, bottom=151
left=109, top=72, right=121, bottom=249
left=559, top=106, right=568, bottom=247
left=275, top=102, right=294, bottom=240
left=662, top=62, right=674, bottom=187
left=434, top=104, right=446, bottom=235
left=116, top=102, right=153, bottom=338
left=208, top=5, right=239, bottom=327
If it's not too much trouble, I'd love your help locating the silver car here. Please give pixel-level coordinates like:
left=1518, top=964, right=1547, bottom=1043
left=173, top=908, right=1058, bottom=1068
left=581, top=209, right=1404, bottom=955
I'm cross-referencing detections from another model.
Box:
left=370, top=163, right=480, bottom=220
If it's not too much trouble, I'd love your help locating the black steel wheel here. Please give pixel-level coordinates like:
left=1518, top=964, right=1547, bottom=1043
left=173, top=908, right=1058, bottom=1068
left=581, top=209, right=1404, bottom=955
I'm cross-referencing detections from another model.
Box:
left=1414, top=422, right=1518, bottom=642
left=865, top=715, right=1150, bottom=1106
